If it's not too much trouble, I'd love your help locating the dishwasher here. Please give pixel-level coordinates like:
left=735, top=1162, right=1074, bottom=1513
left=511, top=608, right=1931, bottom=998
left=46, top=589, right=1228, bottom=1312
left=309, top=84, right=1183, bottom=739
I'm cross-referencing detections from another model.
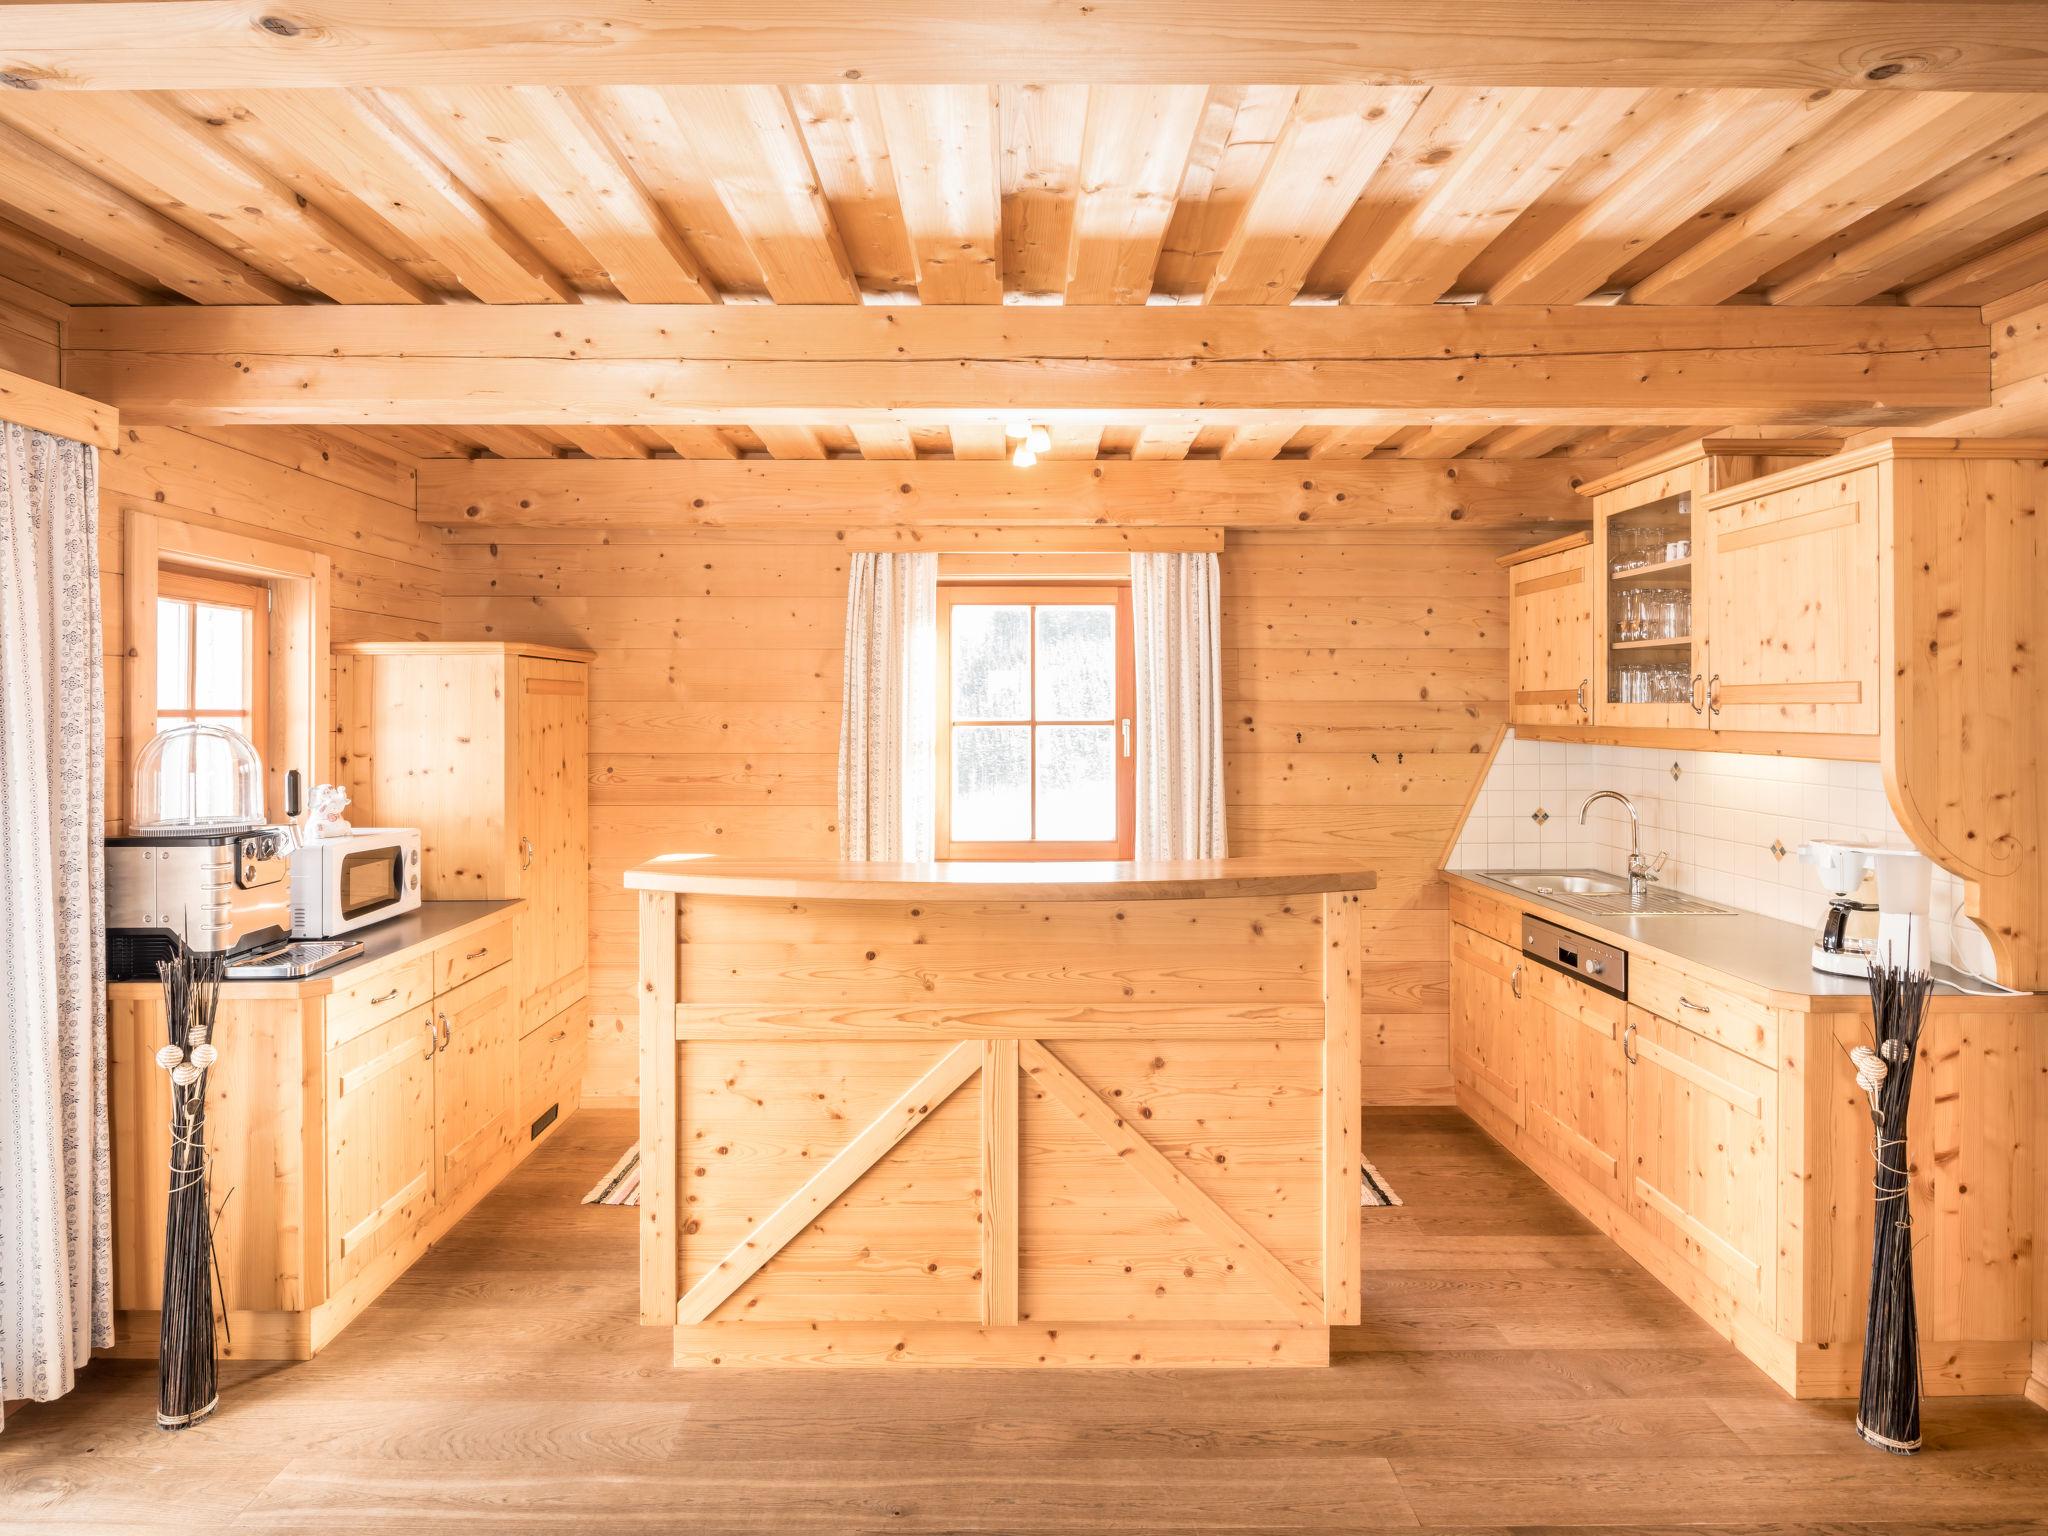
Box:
left=1520, top=912, right=1627, bottom=1000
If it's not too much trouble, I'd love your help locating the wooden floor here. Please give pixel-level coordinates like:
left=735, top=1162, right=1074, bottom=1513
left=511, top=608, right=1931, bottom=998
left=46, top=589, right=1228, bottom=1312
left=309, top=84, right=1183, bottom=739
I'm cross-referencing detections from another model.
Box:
left=6, top=1108, right=2047, bottom=1533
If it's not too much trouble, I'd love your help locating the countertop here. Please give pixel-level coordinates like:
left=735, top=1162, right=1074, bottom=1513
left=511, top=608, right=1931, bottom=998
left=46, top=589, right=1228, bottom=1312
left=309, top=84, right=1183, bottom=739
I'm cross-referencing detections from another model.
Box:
left=1446, top=869, right=2028, bottom=1010
left=623, top=855, right=1377, bottom=902
left=107, top=900, right=522, bottom=1000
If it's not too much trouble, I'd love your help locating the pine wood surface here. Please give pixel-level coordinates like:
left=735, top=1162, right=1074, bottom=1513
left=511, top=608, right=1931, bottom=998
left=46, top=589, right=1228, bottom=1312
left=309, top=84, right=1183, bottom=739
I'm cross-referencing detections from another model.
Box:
left=10, top=1106, right=2048, bottom=1532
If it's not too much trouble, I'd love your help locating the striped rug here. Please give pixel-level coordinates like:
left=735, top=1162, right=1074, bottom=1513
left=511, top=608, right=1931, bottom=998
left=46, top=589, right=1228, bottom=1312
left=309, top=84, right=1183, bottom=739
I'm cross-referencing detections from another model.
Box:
left=586, top=1146, right=1396, bottom=1211
left=582, top=1146, right=640, bottom=1206
left=1360, top=1157, right=1402, bottom=1208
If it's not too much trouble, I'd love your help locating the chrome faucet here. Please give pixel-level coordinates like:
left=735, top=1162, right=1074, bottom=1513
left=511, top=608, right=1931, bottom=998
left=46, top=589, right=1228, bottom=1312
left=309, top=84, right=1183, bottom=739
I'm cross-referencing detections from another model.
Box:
left=1581, top=790, right=1667, bottom=895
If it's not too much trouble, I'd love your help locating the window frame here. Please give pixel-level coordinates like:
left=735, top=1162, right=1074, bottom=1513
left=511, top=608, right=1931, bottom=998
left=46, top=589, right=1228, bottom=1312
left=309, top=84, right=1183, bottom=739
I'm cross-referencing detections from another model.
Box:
left=154, top=566, right=271, bottom=753
left=935, top=579, right=1136, bottom=862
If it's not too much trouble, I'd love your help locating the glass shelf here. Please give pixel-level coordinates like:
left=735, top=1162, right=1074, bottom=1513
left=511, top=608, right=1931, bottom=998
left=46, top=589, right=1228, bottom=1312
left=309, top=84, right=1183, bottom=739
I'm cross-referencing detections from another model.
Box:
left=1612, top=635, right=1694, bottom=650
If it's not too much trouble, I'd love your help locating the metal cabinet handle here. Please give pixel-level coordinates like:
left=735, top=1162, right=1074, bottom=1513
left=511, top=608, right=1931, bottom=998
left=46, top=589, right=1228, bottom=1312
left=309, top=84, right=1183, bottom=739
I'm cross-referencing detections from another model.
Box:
left=1575, top=678, right=1589, bottom=716
left=1706, top=673, right=1722, bottom=716
left=421, top=1020, right=437, bottom=1061
left=465, top=946, right=489, bottom=961
left=1623, top=1020, right=1640, bottom=1065
left=437, top=1012, right=452, bottom=1051
left=520, top=836, right=535, bottom=870
left=1690, top=673, right=1705, bottom=715
left=1678, top=995, right=1712, bottom=1014
left=1121, top=718, right=1132, bottom=758
left=1509, top=962, right=1524, bottom=1000
left=371, top=987, right=400, bottom=1006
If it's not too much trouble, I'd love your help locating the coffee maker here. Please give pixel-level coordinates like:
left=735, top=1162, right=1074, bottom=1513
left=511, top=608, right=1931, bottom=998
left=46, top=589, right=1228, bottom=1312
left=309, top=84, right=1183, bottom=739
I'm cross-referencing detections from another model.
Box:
left=1798, top=841, right=1933, bottom=977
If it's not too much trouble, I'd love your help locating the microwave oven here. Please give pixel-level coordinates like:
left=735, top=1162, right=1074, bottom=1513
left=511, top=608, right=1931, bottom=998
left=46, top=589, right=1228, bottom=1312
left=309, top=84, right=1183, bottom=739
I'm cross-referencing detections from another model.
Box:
left=290, top=828, right=422, bottom=937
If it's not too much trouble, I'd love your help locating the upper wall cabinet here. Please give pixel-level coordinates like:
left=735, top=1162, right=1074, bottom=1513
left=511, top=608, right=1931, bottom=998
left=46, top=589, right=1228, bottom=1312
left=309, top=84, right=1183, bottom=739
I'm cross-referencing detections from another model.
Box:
left=333, top=641, right=595, bottom=1032
left=1504, top=534, right=1594, bottom=728
left=1700, top=465, right=1881, bottom=736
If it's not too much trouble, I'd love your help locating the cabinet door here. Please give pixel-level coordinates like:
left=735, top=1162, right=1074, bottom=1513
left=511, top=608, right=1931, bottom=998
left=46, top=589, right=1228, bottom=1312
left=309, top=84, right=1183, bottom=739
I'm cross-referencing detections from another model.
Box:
left=434, top=967, right=518, bottom=1202
left=1522, top=964, right=1627, bottom=1197
left=1702, top=466, right=1880, bottom=735
left=326, top=1003, right=437, bottom=1291
left=1626, top=1006, right=1776, bottom=1312
left=1449, top=924, right=1526, bottom=1129
left=516, top=656, right=589, bottom=1023
left=1508, top=545, right=1594, bottom=726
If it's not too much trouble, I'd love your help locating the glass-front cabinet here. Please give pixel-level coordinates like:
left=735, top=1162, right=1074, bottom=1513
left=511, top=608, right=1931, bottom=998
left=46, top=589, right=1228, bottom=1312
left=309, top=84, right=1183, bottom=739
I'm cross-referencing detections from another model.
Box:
left=1591, top=461, right=1709, bottom=731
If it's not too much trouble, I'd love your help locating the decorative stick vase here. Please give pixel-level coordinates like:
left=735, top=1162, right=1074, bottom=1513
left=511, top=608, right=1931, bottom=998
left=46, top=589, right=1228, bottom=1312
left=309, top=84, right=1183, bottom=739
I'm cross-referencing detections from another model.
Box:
left=1853, top=960, right=1934, bottom=1455
left=156, top=949, right=224, bottom=1430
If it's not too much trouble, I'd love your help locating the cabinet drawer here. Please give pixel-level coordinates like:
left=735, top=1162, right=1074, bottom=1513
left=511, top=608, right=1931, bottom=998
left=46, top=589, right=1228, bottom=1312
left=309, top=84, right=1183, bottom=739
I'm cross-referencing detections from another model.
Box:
left=1628, top=953, right=1776, bottom=1066
left=436, top=913, right=515, bottom=994
left=326, top=953, right=435, bottom=1050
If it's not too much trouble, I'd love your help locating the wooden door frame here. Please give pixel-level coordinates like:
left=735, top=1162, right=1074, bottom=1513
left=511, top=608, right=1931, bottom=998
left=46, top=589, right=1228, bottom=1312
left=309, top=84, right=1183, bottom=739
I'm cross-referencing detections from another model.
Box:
left=122, top=507, right=331, bottom=832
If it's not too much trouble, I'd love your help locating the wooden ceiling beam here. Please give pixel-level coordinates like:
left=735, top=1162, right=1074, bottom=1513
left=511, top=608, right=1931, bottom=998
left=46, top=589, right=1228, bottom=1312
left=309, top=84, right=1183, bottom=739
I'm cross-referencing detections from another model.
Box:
left=417, top=456, right=1589, bottom=530
left=1064, top=85, right=1207, bottom=304
left=1484, top=88, right=1862, bottom=306
left=1206, top=85, right=1427, bottom=305
left=0, top=115, right=295, bottom=303
left=660, top=85, right=862, bottom=304
left=1629, top=93, right=2032, bottom=305
left=1343, top=87, right=1637, bottom=306
left=423, top=85, right=716, bottom=303
left=63, top=303, right=1991, bottom=429
left=10, top=5, right=2048, bottom=92
left=1906, top=222, right=2048, bottom=307
left=877, top=86, right=1002, bottom=304
left=233, top=89, right=578, bottom=304
left=0, top=94, right=434, bottom=303
left=753, top=426, right=830, bottom=460
left=1768, top=130, right=2048, bottom=304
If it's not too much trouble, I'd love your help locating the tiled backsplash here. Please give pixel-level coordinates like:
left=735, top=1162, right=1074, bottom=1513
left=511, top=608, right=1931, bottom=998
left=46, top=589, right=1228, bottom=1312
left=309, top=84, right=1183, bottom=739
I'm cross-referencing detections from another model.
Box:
left=1445, top=733, right=2000, bottom=980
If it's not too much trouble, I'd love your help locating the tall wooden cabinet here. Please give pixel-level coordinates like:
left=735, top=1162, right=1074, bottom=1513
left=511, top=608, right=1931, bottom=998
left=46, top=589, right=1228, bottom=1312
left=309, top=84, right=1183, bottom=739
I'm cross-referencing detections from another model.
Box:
left=334, top=642, right=593, bottom=1033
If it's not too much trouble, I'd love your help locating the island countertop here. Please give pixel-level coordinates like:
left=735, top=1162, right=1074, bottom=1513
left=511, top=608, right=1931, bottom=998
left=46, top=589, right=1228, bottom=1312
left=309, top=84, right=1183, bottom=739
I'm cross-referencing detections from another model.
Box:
left=622, top=855, right=1377, bottom=902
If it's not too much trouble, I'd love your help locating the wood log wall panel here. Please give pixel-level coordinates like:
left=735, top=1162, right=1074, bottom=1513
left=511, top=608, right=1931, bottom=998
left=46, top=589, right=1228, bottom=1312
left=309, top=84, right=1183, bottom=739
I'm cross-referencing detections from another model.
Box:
left=91, top=420, right=433, bottom=830
left=442, top=517, right=1512, bottom=1107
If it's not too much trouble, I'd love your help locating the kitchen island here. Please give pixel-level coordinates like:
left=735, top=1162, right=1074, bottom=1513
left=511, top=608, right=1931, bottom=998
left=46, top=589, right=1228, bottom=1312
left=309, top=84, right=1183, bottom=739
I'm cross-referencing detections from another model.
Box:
left=625, top=857, right=1376, bottom=1367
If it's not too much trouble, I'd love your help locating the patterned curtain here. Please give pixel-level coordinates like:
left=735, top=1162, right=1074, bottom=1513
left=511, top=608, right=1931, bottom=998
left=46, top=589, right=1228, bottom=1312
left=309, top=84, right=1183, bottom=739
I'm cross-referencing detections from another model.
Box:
left=0, top=421, right=110, bottom=1417
left=837, top=551, right=938, bottom=860
left=1132, top=551, right=1227, bottom=860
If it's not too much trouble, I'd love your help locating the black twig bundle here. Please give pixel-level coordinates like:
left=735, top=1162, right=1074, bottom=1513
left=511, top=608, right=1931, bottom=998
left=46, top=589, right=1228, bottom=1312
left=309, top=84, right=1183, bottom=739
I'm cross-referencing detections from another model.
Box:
left=1853, top=959, right=1934, bottom=1455
left=156, top=948, right=224, bottom=1430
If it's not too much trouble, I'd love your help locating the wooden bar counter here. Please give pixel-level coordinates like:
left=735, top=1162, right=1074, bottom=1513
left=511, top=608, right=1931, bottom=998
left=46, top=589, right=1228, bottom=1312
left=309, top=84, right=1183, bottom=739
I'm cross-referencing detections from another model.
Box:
left=625, top=857, right=1377, bottom=1368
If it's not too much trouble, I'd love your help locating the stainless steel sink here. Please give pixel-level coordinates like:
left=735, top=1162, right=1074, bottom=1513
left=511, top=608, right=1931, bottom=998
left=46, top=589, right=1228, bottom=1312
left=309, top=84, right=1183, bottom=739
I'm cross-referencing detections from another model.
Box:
left=1479, top=868, right=1737, bottom=917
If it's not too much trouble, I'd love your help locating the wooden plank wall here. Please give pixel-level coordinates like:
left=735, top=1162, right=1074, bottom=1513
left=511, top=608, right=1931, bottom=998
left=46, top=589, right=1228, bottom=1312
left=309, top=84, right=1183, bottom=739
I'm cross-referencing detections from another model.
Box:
left=96, top=425, right=437, bottom=829
left=437, top=521, right=1517, bottom=1106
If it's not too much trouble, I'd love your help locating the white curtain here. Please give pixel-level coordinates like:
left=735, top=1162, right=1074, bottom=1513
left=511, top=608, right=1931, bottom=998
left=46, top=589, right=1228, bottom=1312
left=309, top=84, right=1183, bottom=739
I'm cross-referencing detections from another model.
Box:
left=1132, top=551, right=1227, bottom=860
left=0, top=421, right=111, bottom=1416
left=837, top=552, right=938, bottom=860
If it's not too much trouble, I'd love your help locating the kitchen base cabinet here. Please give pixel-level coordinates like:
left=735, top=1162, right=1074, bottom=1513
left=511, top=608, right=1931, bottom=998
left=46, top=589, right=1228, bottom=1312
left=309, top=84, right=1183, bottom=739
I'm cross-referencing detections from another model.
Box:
left=518, top=998, right=589, bottom=1152
left=1624, top=1006, right=1775, bottom=1318
left=1447, top=877, right=2048, bottom=1402
left=106, top=903, right=551, bottom=1362
left=1523, top=963, right=1627, bottom=1201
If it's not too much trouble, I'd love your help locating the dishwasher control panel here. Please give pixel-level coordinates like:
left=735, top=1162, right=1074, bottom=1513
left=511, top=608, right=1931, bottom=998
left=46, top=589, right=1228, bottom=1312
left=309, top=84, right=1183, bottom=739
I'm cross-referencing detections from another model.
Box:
left=1521, top=913, right=1628, bottom=999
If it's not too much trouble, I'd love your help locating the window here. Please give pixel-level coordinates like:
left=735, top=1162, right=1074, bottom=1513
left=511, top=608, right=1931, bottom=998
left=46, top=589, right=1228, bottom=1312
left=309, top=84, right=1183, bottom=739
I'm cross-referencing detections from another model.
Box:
left=152, top=567, right=269, bottom=819
left=937, top=582, right=1134, bottom=860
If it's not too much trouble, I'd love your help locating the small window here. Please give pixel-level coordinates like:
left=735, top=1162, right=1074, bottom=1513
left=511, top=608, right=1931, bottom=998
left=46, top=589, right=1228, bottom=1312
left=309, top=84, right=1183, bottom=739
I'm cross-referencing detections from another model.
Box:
left=155, top=566, right=269, bottom=751
left=937, top=582, right=1134, bottom=860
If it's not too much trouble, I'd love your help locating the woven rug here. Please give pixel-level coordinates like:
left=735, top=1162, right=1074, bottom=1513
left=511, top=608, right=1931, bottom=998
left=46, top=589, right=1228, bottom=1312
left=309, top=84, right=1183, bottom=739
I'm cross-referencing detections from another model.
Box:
left=1360, top=1157, right=1402, bottom=1207
left=586, top=1145, right=1396, bottom=1211
left=583, top=1146, right=640, bottom=1206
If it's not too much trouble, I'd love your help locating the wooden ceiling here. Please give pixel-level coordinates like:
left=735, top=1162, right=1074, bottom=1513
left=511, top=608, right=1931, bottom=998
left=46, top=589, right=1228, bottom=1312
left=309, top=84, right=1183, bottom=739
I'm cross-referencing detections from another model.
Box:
left=6, top=10, right=2048, bottom=464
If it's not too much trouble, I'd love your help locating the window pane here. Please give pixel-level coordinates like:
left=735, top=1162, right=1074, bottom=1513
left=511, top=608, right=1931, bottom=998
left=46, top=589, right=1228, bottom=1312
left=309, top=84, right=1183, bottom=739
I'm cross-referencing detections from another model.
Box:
left=951, top=725, right=1031, bottom=841
left=1034, top=604, right=1116, bottom=720
left=156, top=599, right=191, bottom=711
left=950, top=604, right=1029, bottom=720
left=1035, top=724, right=1115, bottom=842
left=192, top=602, right=248, bottom=713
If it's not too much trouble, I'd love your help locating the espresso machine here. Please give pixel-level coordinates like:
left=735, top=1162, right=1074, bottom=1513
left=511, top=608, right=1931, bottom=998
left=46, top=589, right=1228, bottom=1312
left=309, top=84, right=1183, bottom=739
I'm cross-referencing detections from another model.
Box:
left=1798, top=840, right=1933, bottom=978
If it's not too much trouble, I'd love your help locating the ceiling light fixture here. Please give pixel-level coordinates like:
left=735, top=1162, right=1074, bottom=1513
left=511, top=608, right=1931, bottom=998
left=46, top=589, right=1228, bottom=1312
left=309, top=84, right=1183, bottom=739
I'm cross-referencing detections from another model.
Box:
left=1011, top=442, right=1039, bottom=469
left=1009, top=421, right=1049, bottom=467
